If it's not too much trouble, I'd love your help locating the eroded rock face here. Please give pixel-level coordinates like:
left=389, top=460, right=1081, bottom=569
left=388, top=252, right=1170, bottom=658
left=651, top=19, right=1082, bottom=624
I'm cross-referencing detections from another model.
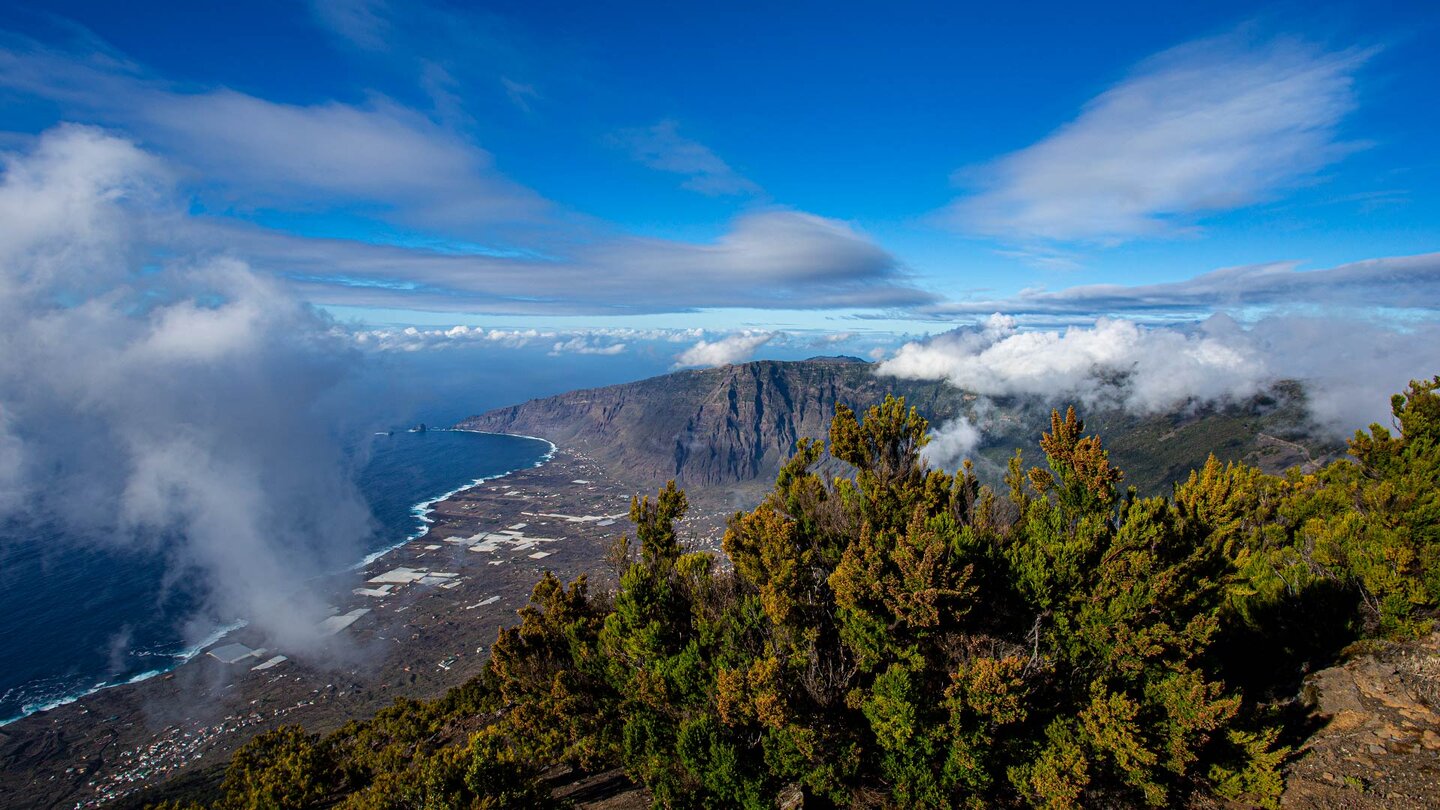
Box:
left=456, top=358, right=1336, bottom=498
left=1282, top=634, right=1440, bottom=809
left=457, top=359, right=957, bottom=491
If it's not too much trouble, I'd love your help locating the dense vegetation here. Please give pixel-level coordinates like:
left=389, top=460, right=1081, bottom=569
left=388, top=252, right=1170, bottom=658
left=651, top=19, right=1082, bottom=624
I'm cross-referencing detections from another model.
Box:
left=160, top=378, right=1440, bottom=809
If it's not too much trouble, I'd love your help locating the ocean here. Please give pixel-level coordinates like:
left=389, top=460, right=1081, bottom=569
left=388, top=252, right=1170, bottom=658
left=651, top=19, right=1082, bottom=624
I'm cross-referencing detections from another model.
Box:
left=0, top=428, right=552, bottom=725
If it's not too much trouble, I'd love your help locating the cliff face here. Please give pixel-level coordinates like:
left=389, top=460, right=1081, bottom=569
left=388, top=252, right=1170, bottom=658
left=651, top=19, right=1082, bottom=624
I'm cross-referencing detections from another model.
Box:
left=457, top=358, right=956, bottom=490
left=457, top=358, right=1341, bottom=497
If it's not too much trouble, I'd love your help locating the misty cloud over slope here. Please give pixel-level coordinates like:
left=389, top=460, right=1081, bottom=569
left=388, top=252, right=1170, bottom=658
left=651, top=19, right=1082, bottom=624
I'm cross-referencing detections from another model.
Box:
left=0, top=126, right=372, bottom=653
left=879, top=313, right=1439, bottom=436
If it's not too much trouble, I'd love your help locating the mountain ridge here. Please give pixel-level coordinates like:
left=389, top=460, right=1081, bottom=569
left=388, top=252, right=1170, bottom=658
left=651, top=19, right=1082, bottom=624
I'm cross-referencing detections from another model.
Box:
left=456, top=358, right=1341, bottom=497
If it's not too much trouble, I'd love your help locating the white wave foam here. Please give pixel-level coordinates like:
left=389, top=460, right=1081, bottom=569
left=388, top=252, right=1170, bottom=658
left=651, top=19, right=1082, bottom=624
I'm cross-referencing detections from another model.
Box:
left=0, top=619, right=247, bottom=727
left=353, top=431, right=555, bottom=570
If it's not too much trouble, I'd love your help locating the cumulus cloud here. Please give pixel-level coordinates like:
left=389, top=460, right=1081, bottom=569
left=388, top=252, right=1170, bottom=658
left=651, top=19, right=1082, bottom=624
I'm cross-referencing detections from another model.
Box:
left=920, top=253, right=1440, bottom=320
left=949, top=32, right=1370, bottom=243
left=354, top=325, right=557, bottom=352
left=674, top=332, right=776, bottom=368
left=614, top=119, right=761, bottom=196
left=879, top=313, right=1439, bottom=435
left=549, top=336, right=627, bottom=356
left=0, top=126, right=373, bottom=655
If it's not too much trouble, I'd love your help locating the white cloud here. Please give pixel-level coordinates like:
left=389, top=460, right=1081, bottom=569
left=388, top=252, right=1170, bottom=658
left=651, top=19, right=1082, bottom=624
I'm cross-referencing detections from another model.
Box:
left=550, top=336, right=627, bottom=356
left=0, top=126, right=373, bottom=656
left=349, top=324, right=715, bottom=353
left=921, top=417, right=982, bottom=472
left=197, top=209, right=932, bottom=314
left=144, top=91, right=546, bottom=226
left=917, top=252, right=1440, bottom=320
left=674, top=332, right=775, bottom=368
left=878, top=312, right=1440, bottom=435
left=354, top=325, right=556, bottom=352
left=0, top=38, right=550, bottom=236
left=615, top=119, right=761, bottom=196
left=950, top=32, right=1370, bottom=243
left=0, top=39, right=933, bottom=317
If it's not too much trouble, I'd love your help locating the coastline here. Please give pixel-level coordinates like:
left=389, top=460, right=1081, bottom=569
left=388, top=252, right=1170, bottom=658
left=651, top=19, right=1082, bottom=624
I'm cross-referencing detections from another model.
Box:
left=356, top=429, right=556, bottom=569
left=0, top=430, right=555, bottom=731
left=3, top=441, right=605, bottom=809
left=0, top=441, right=735, bottom=810
left=0, top=621, right=248, bottom=729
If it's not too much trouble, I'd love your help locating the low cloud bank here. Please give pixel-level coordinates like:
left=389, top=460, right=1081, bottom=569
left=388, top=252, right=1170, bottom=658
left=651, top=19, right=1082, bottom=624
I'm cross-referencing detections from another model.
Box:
left=352, top=324, right=704, bottom=353
left=0, top=126, right=373, bottom=655
left=881, top=313, right=1439, bottom=437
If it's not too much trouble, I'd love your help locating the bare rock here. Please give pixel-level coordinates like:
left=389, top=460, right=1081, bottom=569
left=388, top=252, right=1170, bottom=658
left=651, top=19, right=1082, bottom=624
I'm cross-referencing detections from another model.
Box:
left=1281, top=634, right=1440, bottom=809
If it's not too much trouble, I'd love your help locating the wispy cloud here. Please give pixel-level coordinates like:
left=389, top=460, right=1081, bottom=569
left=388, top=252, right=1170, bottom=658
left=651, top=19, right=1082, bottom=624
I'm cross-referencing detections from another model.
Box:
left=501, top=77, right=541, bottom=112
left=674, top=332, right=775, bottom=368
left=0, top=38, right=931, bottom=316
left=917, top=252, right=1440, bottom=320
left=0, top=37, right=551, bottom=237
left=194, top=209, right=934, bottom=314
left=308, top=0, right=391, bottom=51
left=614, top=119, right=762, bottom=197
left=949, top=32, right=1371, bottom=244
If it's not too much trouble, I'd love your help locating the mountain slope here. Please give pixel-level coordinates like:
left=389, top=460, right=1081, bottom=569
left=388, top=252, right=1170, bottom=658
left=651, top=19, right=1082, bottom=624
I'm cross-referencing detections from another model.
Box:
left=457, top=358, right=1340, bottom=496
left=459, top=358, right=954, bottom=489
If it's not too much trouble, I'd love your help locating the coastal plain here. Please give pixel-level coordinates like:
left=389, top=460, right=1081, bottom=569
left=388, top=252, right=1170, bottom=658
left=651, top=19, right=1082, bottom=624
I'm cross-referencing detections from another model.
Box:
left=0, top=448, right=728, bottom=810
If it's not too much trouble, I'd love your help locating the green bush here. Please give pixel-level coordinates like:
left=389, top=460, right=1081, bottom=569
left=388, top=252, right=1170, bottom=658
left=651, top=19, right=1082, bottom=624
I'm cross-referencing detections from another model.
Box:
left=187, top=379, right=1440, bottom=810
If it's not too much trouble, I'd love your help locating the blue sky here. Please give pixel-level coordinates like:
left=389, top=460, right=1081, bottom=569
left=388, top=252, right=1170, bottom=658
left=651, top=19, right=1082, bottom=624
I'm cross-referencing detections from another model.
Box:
left=1, top=0, right=1437, bottom=350
left=5, top=1, right=1440, bottom=709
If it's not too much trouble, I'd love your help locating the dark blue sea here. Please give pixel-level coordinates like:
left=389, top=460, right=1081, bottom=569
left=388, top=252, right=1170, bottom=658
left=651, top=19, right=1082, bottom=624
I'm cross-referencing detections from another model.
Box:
left=0, top=429, right=551, bottom=725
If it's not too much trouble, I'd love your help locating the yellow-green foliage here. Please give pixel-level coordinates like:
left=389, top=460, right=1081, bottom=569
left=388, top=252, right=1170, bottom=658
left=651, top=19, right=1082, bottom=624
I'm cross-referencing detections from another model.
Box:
left=185, top=380, right=1440, bottom=810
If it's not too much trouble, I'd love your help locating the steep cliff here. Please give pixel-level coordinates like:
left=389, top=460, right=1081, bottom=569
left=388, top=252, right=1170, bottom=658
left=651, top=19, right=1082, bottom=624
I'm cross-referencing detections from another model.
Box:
left=458, top=358, right=954, bottom=490
left=456, top=357, right=1339, bottom=496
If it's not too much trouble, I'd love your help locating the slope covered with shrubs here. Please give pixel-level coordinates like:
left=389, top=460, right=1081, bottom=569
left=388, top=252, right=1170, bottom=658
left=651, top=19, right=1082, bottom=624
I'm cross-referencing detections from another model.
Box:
left=166, top=378, right=1440, bottom=809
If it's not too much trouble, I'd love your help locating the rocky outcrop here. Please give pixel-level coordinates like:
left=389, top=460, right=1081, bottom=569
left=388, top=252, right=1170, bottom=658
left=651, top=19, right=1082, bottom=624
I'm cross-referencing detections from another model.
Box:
left=1281, top=635, right=1440, bottom=808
